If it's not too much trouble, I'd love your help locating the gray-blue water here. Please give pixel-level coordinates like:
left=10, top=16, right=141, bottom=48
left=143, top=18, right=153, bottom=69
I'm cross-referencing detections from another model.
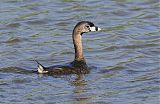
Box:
left=0, top=0, right=159, bottom=104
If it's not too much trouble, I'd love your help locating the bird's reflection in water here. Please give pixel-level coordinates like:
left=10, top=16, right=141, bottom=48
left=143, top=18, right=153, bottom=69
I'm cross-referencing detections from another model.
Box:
left=70, top=75, right=92, bottom=104
left=38, top=74, right=92, bottom=104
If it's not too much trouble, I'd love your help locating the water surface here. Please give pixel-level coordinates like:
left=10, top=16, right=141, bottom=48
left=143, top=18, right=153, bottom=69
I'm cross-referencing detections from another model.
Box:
left=0, top=0, right=159, bottom=104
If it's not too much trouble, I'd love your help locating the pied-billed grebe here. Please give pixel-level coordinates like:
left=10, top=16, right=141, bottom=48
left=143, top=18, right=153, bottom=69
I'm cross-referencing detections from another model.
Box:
left=36, top=21, right=101, bottom=74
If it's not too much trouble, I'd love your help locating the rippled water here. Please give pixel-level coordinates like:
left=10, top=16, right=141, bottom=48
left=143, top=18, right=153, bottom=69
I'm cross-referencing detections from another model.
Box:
left=0, top=0, right=159, bottom=104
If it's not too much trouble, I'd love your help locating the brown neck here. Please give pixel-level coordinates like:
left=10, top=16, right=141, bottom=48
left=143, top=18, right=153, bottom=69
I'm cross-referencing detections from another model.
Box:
left=72, top=29, right=85, bottom=61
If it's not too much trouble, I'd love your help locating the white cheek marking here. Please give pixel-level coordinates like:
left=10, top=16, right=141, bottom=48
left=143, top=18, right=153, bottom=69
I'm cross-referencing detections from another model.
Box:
left=89, top=27, right=96, bottom=31
left=89, top=27, right=101, bottom=31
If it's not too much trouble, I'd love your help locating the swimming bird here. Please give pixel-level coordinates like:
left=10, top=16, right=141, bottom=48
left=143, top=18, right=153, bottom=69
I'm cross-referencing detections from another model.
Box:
left=36, top=21, right=101, bottom=75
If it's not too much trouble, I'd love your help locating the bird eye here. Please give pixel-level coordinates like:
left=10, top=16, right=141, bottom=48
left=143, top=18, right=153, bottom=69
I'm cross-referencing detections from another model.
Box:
left=86, top=25, right=90, bottom=28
